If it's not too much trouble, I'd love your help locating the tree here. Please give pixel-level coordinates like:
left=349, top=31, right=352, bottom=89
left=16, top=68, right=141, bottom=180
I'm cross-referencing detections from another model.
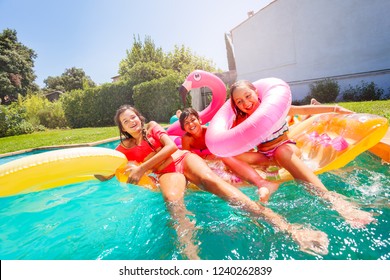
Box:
left=0, top=29, right=38, bottom=104
left=43, top=67, right=95, bottom=92
left=166, top=45, right=217, bottom=74
left=117, top=35, right=218, bottom=111
left=118, top=35, right=166, bottom=80
left=119, top=35, right=217, bottom=82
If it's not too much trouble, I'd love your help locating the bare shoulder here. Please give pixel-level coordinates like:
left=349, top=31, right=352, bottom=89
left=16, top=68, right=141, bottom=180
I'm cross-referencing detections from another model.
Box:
left=145, top=121, right=158, bottom=132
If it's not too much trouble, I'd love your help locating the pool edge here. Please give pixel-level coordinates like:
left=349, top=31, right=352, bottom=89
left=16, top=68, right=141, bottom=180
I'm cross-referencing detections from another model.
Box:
left=0, top=137, right=120, bottom=159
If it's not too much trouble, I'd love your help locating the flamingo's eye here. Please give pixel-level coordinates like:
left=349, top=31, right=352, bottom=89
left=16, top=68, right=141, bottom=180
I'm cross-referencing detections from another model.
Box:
left=194, top=73, right=201, bottom=81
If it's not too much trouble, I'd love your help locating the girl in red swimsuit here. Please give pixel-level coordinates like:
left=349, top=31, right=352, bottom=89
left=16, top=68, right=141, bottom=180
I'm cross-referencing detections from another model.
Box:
left=114, top=105, right=330, bottom=259
left=180, top=107, right=279, bottom=201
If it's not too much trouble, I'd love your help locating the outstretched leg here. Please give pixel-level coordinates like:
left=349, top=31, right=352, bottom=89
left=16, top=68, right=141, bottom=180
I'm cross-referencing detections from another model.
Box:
left=182, top=153, right=329, bottom=256
left=273, top=143, right=374, bottom=227
left=159, top=172, right=200, bottom=260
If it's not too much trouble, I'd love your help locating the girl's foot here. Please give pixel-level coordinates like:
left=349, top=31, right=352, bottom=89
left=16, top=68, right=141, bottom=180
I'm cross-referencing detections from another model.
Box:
left=326, top=192, right=375, bottom=228
left=258, top=181, right=279, bottom=203
left=290, top=225, right=329, bottom=256
left=258, top=187, right=270, bottom=202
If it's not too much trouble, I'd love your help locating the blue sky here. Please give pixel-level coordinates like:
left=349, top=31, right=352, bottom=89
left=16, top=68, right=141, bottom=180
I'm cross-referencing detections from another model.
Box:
left=0, top=0, right=273, bottom=87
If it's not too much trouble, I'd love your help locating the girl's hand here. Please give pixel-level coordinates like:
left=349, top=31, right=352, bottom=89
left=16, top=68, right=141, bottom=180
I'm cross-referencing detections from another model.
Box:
left=125, top=163, right=145, bottom=184
left=335, top=105, right=353, bottom=114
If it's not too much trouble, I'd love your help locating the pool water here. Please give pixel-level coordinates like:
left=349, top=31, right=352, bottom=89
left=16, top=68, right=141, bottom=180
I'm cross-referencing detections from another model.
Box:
left=0, top=145, right=389, bottom=260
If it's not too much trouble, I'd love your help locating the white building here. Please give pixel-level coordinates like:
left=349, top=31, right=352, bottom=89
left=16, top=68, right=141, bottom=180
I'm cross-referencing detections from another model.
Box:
left=229, top=0, right=390, bottom=101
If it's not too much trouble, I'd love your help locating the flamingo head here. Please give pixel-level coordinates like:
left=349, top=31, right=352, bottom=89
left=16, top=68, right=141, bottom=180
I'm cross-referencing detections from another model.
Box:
left=178, top=70, right=212, bottom=106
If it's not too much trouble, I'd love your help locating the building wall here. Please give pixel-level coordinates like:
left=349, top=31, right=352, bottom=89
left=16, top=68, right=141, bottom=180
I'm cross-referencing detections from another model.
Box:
left=230, top=0, right=390, bottom=100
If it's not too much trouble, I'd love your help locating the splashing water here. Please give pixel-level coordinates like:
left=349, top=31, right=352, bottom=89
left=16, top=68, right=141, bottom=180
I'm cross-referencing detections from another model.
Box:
left=0, top=150, right=388, bottom=260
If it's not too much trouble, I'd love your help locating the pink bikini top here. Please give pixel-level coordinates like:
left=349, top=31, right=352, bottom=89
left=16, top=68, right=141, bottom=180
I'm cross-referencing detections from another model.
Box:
left=115, top=124, right=167, bottom=162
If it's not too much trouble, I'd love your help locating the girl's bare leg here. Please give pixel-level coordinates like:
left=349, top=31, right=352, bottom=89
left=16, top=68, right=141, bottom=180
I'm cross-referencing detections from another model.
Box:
left=221, top=156, right=279, bottom=202
left=182, top=153, right=329, bottom=256
left=274, top=144, right=327, bottom=190
left=159, top=173, right=200, bottom=260
left=233, top=151, right=274, bottom=166
left=273, top=144, right=374, bottom=228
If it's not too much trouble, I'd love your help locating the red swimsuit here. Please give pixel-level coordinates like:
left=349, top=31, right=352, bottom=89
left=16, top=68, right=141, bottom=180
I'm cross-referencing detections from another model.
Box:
left=116, top=124, right=189, bottom=174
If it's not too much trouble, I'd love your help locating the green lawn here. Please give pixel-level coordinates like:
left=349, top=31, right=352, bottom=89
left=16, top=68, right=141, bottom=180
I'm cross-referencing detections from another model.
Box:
left=0, top=127, right=119, bottom=155
left=0, top=100, right=389, bottom=156
left=338, top=100, right=390, bottom=121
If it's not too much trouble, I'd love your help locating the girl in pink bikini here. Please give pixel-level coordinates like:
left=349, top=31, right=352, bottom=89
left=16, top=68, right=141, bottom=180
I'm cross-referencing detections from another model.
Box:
left=114, top=105, right=330, bottom=259
left=229, top=80, right=374, bottom=228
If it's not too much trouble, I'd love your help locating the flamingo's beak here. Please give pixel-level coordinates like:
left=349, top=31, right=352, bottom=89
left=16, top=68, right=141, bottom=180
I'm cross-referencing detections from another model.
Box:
left=178, top=80, right=192, bottom=106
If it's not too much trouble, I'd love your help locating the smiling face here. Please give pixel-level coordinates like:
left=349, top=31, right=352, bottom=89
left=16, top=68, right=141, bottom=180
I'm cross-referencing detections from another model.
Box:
left=119, top=109, right=143, bottom=136
left=182, top=114, right=202, bottom=136
left=231, top=85, right=260, bottom=116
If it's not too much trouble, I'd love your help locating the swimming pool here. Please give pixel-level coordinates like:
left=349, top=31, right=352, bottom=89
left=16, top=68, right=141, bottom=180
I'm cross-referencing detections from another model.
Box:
left=0, top=143, right=389, bottom=260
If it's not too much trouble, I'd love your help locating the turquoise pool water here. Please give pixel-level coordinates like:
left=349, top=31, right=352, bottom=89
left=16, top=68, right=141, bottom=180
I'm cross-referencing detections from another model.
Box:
left=0, top=143, right=389, bottom=260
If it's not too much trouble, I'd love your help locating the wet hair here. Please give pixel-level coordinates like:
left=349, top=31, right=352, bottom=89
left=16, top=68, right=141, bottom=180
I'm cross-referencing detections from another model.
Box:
left=179, top=108, right=199, bottom=130
left=229, top=80, right=257, bottom=117
left=114, top=105, right=155, bottom=150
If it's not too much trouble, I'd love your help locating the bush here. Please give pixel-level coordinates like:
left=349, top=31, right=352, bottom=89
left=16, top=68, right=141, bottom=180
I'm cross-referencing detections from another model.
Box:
left=305, top=78, right=340, bottom=104
left=61, top=81, right=133, bottom=128
left=133, top=73, right=184, bottom=122
left=383, top=88, right=390, bottom=100
left=7, top=93, right=69, bottom=131
left=61, top=89, right=93, bottom=128
left=0, top=103, right=36, bottom=137
left=0, top=106, right=8, bottom=137
left=342, top=81, right=384, bottom=101
left=6, top=120, right=35, bottom=136
left=22, top=93, right=51, bottom=126
left=37, top=102, right=68, bottom=129
left=92, top=81, right=134, bottom=126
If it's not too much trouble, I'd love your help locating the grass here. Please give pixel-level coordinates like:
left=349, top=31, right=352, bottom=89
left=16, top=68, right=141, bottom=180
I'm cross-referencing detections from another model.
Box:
left=337, top=100, right=390, bottom=121
left=0, top=127, right=119, bottom=155
left=0, top=100, right=389, bottom=156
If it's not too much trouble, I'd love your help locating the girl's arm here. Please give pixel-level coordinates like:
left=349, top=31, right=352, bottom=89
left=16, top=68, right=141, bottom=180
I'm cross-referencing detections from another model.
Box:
left=181, top=134, right=192, bottom=151
left=139, top=123, right=177, bottom=173
left=126, top=122, right=178, bottom=183
left=289, top=104, right=353, bottom=116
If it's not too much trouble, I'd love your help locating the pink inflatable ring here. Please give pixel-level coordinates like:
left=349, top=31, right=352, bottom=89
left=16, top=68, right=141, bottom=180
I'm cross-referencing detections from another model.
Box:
left=206, top=78, right=292, bottom=157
